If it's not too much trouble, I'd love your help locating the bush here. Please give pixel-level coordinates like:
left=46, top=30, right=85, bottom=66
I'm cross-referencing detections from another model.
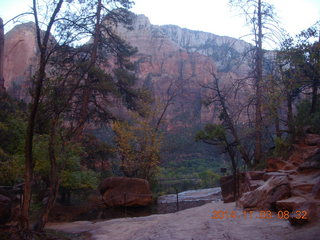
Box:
left=273, top=137, right=290, bottom=159
left=198, top=169, right=220, bottom=188
left=294, top=100, right=320, bottom=135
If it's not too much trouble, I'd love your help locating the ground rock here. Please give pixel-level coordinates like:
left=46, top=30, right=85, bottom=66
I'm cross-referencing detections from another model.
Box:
left=98, top=177, right=152, bottom=207
left=238, top=176, right=291, bottom=209
left=288, top=202, right=318, bottom=225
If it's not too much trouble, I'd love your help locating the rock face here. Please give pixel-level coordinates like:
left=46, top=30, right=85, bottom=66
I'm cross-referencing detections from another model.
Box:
left=111, top=14, right=251, bottom=129
left=0, top=18, right=5, bottom=92
left=3, top=22, right=38, bottom=100
left=3, top=14, right=251, bottom=129
left=98, top=177, right=153, bottom=207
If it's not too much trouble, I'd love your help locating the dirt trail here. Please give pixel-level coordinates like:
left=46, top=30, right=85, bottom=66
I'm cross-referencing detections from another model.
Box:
left=46, top=201, right=320, bottom=240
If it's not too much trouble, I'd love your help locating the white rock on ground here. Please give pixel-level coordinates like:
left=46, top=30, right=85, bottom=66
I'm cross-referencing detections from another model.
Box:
left=46, top=200, right=320, bottom=240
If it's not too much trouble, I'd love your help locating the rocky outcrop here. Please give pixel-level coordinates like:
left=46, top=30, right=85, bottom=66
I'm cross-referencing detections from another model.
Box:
left=98, top=177, right=152, bottom=207
left=227, top=134, right=320, bottom=225
left=238, top=175, right=291, bottom=209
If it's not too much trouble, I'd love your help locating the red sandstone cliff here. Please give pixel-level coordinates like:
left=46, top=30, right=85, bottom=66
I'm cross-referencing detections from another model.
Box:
left=3, top=14, right=251, bottom=128
left=110, top=14, right=251, bottom=129
left=3, top=22, right=38, bottom=100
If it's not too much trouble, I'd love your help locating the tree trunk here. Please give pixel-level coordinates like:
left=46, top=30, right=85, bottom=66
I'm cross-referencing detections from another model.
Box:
left=75, top=0, right=102, bottom=138
left=287, top=93, right=294, bottom=136
left=19, top=0, right=64, bottom=233
left=275, top=109, right=281, bottom=138
left=311, top=37, right=320, bottom=114
left=254, top=0, right=263, bottom=166
left=311, top=80, right=318, bottom=114
left=20, top=55, right=47, bottom=232
left=34, top=118, right=59, bottom=231
left=225, top=144, right=238, bottom=200
left=212, top=72, right=252, bottom=167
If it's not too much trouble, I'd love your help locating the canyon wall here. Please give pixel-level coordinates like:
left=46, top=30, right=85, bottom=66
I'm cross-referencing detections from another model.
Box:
left=3, top=22, right=38, bottom=100
left=3, top=13, right=252, bottom=128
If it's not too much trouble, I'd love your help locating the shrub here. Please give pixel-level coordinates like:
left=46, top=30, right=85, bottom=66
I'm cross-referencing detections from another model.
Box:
left=273, top=137, right=290, bottom=159
left=294, top=100, right=320, bottom=135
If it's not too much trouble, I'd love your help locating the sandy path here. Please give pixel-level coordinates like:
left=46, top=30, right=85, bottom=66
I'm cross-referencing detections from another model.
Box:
left=46, top=201, right=320, bottom=240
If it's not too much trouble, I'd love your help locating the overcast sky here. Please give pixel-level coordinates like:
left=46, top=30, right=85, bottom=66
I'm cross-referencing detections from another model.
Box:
left=1, top=0, right=319, bottom=49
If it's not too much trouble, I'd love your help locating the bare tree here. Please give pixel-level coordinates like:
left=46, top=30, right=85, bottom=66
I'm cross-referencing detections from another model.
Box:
left=229, top=0, right=282, bottom=165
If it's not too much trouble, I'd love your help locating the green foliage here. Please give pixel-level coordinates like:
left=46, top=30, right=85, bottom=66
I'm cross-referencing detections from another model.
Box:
left=60, top=170, right=98, bottom=190
left=0, top=94, right=26, bottom=185
left=273, top=137, right=290, bottom=159
left=155, top=157, right=224, bottom=194
left=294, top=100, right=320, bottom=135
left=195, top=124, right=226, bottom=143
left=81, top=134, right=115, bottom=179
left=112, top=108, right=162, bottom=180
left=198, top=169, right=220, bottom=188
left=0, top=156, right=24, bottom=185
left=0, top=130, right=99, bottom=190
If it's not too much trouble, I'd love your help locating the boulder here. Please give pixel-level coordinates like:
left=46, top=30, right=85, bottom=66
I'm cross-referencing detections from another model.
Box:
left=287, top=154, right=303, bottom=167
left=263, top=172, right=288, bottom=181
left=220, top=174, right=250, bottom=203
left=302, top=146, right=320, bottom=161
left=220, top=172, right=268, bottom=203
left=98, top=177, right=152, bottom=207
left=266, top=158, right=296, bottom=172
left=298, top=149, right=320, bottom=171
left=247, top=171, right=265, bottom=180
left=276, top=196, right=306, bottom=211
left=0, top=194, right=11, bottom=224
left=220, top=175, right=235, bottom=203
left=305, top=134, right=320, bottom=146
left=238, top=176, right=291, bottom=209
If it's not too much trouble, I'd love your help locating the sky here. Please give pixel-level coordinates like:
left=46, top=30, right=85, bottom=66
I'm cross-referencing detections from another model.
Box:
left=0, top=0, right=319, bottom=49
